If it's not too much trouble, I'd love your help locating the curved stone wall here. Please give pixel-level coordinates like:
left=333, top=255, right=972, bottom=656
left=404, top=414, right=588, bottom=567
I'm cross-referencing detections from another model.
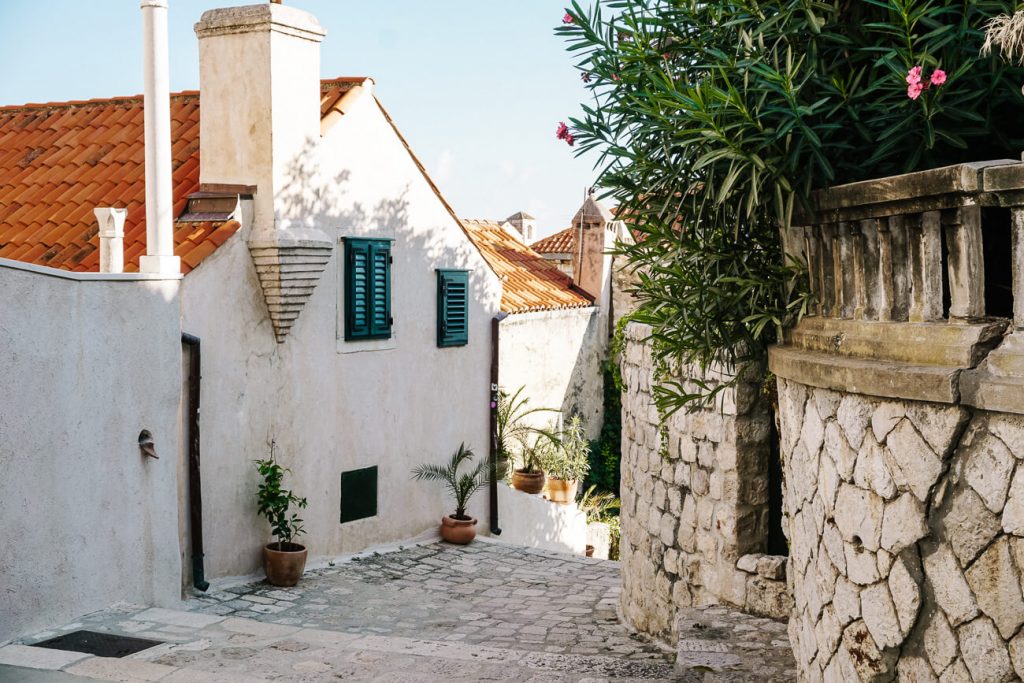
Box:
left=778, top=377, right=1024, bottom=681
left=618, top=323, right=790, bottom=640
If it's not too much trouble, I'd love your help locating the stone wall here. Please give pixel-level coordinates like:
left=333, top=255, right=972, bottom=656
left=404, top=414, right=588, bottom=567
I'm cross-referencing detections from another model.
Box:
left=778, top=377, right=1024, bottom=682
left=618, top=323, right=791, bottom=640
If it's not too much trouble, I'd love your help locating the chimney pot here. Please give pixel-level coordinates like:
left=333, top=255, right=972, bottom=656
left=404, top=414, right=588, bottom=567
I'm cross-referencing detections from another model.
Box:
left=95, top=207, right=127, bottom=274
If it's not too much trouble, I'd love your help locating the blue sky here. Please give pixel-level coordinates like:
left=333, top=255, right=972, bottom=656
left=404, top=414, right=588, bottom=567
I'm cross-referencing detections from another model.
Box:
left=0, top=1, right=599, bottom=238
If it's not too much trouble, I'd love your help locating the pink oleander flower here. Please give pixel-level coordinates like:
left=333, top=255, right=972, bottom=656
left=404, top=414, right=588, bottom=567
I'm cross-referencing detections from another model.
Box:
left=906, top=66, right=923, bottom=85
left=930, top=69, right=947, bottom=86
left=581, top=72, right=591, bottom=83
left=556, top=121, right=569, bottom=140
left=563, top=11, right=573, bottom=24
left=565, top=134, right=575, bottom=147
left=611, top=73, right=620, bottom=81
left=907, top=82, right=924, bottom=100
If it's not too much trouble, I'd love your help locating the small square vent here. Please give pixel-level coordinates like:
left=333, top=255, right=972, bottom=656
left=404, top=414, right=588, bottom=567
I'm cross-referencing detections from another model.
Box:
left=33, top=630, right=163, bottom=658
left=340, top=466, right=377, bottom=523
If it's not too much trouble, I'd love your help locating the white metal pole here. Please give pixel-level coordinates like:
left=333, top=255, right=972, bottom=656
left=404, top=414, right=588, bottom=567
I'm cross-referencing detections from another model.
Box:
left=139, top=0, right=180, bottom=275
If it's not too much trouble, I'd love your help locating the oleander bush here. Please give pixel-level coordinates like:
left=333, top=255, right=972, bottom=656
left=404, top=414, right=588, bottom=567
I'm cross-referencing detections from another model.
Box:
left=558, top=0, right=1024, bottom=413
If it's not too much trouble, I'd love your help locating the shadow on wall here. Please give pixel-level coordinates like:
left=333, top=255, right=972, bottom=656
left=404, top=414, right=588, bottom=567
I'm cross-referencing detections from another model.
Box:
left=496, top=483, right=587, bottom=555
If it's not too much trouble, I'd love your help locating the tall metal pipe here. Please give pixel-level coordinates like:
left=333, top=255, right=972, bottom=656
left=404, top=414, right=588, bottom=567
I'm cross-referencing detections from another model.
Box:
left=139, top=0, right=179, bottom=274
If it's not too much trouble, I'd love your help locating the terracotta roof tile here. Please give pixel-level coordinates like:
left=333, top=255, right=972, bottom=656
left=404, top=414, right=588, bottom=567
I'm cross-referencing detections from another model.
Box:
left=461, top=219, right=592, bottom=314
left=0, top=79, right=364, bottom=274
left=531, top=226, right=576, bottom=255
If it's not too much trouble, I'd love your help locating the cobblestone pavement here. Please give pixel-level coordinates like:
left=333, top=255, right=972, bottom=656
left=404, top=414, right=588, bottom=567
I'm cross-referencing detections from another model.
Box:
left=3, top=539, right=796, bottom=681
left=673, top=606, right=796, bottom=682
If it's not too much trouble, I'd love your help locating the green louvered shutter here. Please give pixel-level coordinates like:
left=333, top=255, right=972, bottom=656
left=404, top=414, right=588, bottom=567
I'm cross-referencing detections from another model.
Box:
left=344, top=238, right=392, bottom=341
left=369, top=241, right=392, bottom=338
left=437, top=269, right=469, bottom=347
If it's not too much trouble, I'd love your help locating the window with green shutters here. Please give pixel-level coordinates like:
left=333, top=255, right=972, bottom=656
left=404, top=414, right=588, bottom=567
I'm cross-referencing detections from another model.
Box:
left=343, top=238, right=392, bottom=341
left=436, top=269, right=469, bottom=347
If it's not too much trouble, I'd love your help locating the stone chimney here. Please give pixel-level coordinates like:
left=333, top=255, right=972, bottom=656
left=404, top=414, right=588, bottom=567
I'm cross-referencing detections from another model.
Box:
left=505, top=211, right=536, bottom=244
left=194, top=3, right=332, bottom=342
left=571, top=193, right=615, bottom=304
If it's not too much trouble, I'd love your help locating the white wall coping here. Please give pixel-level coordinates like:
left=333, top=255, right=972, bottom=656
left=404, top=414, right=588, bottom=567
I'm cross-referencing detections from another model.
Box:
left=501, top=306, right=598, bottom=324
left=0, top=257, right=183, bottom=282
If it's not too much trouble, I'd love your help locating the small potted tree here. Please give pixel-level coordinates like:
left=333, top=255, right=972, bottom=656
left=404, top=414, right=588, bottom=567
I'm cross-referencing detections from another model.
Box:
left=543, top=415, right=591, bottom=504
left=512, top=433, right=553, bottom=494
left=255, top=446, right=308, bottom=587
left=412, top=443, right=490, bottom=544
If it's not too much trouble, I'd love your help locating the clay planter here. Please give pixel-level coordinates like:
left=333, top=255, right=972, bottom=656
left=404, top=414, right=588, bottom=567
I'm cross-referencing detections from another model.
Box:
left=512, top=469, right=545, bottom=494
left=440, top=515, right=478, bottom=544
left=546, top=478, right=579, bottom=505
left=263, top=542, right=307, bottom=587
left=586, top=545, right=595, bottom=557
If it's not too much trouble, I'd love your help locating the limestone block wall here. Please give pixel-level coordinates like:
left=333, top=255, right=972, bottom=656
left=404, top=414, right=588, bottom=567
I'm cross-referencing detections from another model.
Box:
left=619, top=323, right=791, bottom=639
left=778, top=377, right=1024, bottom=682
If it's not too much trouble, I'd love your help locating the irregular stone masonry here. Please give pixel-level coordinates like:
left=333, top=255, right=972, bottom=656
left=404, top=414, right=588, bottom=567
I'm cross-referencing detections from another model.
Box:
left=777, top=377, right=1024, bottom=681
left=619, top=323, right=791, bottom=642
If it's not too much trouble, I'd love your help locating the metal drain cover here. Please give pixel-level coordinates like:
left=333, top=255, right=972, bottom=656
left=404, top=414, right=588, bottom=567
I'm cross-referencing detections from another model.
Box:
left=33, top=630, right=163, bottom=658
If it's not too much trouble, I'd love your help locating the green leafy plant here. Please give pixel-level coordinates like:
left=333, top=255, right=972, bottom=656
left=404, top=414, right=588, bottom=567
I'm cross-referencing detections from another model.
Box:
left=543, top=414, right=592, bottom=482
left=578, top=484, right=621, bottom=523
left=559, top=0, right=1024, bottom=413
left=517, top=431, right=557, bottom=474
left=255, top=443, right=308, bottom=551
left=496, top=386, right=559, bottom=475
left=411, top=443, right=490, bottom=520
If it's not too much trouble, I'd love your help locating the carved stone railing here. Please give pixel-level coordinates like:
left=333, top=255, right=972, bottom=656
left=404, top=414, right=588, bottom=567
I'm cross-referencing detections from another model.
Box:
left=772, top=160, right=1024, bottom=410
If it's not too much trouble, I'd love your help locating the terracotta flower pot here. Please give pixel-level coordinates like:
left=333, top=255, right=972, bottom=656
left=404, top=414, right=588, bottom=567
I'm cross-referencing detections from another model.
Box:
left=546, top=478, right=579, bottom=505
left=512, top=469, right=545, bottom=494
left=440, top=515, right=478, bottom=544
left=586, top=545, right=595, bottom=557
left=263, top=542, right=307, bottom=587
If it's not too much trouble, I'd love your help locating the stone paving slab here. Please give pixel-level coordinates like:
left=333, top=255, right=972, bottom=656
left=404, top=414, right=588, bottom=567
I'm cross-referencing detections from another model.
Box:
left=7, top=540, right=795, bottom=681
left=674, top=606, right=796, bottom=682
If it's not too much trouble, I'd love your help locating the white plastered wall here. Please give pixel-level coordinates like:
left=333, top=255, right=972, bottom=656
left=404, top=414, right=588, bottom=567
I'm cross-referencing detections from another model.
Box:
left=180, top=91, right=503, bottom=580
left=498, top=307, right=605, bottom=439
left=0, top=262, right=182, bottom=642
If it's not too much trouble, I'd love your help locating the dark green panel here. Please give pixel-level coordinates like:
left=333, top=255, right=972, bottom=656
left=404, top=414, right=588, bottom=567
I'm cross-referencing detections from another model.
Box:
left=340, top=466, right=378, bottom=523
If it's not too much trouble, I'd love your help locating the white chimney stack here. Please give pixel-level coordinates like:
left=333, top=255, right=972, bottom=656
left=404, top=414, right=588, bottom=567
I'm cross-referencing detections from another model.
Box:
left=139, top=0, right=180, bottom=275
left=94, top=208, right=126, bottom=274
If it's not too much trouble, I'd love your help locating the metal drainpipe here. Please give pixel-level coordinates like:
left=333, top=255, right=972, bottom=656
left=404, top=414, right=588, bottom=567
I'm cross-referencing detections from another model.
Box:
left=489, top=314, right=507, bottom=535
left=181, top=333, right=209, bottom=591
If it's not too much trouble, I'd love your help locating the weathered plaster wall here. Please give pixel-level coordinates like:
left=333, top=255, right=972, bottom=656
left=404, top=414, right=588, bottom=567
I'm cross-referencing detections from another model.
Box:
left=778, top=377, right=1024, bottom=682
left=0, top=262, right=182, bottom=642
left=498, top=307, right=604, bottom=438
left=618, top=323, right=790, bottom=641
left=180, top=90, right=503, bottom=580
left=496, top=483, right=587, bottom=555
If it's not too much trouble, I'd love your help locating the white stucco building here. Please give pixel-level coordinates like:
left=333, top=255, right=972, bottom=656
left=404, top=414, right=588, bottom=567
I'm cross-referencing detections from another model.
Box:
left=0, top=1, right=629, bottom=643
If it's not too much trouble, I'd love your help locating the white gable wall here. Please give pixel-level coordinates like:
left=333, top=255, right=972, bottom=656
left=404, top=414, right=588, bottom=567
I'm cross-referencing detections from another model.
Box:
left=180, top=90, right=502, bottom=580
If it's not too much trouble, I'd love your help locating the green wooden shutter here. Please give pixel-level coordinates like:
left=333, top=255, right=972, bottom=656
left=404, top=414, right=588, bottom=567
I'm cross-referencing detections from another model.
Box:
left=344, top=238, right=392, bottom=341
left=437, top=269, right=469, bottom=347
left=369, top=241, right=392, bottom=338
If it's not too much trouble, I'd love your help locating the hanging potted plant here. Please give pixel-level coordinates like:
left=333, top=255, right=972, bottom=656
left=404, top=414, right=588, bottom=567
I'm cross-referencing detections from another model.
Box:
left=544, top=414, right=591, bottom=504
left=255, top=444, right=309, bottom=587
left=412, top=443, right=490, bottom=544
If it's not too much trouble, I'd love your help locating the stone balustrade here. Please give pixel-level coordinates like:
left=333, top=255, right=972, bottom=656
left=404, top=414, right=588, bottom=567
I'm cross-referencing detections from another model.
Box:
left=771, top=160, right=1024, bottom=681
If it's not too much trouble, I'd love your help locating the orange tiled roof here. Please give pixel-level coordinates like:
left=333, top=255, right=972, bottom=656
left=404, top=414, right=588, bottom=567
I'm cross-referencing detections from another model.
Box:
left=0, top=78, right=364, bottom=273
left=461, top=219, right=592, bottom=314
left=532, top=226, right=575, bottom=256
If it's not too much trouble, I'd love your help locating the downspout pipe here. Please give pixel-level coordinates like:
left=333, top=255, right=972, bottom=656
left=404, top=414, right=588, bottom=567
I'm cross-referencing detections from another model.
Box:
left=489, top=314, right=507, bottom=535
left=181, top=333, right=208, bottom=592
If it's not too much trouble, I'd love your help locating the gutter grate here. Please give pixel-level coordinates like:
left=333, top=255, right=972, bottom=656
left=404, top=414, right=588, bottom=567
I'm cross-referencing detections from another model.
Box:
left=33, top=630, right=163, bottom=658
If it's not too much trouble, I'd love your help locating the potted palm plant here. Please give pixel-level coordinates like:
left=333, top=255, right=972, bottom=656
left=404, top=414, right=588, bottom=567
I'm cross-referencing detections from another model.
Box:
left=543, top=414, right=591, bottom=504
left=255, top=446, right=308, bottom=587
left=496, top=386, right=556, bottom=480
left=412, top=443, right=490, bottom=544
